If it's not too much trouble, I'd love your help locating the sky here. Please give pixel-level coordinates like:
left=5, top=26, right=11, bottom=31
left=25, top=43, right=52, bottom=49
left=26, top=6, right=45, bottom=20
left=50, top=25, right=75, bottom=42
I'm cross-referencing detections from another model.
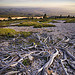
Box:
left=0, top=0, right=75, bottom=8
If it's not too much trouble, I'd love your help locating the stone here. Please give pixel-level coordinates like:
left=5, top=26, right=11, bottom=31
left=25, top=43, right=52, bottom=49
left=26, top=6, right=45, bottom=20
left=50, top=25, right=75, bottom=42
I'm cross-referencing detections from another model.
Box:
left=28, top=55, right=34, bottom=61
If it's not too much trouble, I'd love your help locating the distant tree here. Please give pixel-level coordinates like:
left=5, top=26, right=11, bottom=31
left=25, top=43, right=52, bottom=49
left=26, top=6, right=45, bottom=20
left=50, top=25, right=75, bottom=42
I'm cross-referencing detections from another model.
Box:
left=43, top=14, right=47, bottom=19
left=72, top=16, right=74, bottom=18
left=59, top=15, right=62, bottom=18
left=67, top=15, right=70, bottom=18
left=8, top=16, right=12, bottom=20
left=31, top=16, right=34, bottom=19
left=39, top=14, right=48, bottom=22
left=27, top=17, right=29, bottom=19
left=36, top=18, right=37, bottom=19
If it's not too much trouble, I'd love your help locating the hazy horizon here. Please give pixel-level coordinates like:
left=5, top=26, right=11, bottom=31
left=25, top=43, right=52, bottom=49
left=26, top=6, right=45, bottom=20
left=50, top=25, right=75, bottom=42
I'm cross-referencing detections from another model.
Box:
left=0, top=0, right=75, bottom=8
left=0, top=0, right=75, bottom=16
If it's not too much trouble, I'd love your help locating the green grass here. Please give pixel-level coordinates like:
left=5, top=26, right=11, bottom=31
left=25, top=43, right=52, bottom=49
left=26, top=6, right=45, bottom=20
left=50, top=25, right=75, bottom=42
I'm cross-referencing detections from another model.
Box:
left=0, top=28, right=17, bottom=38
left=57, top=37, right=62, bottom=41
left=29, top=38, right=36, bottom=43
left=0, top=18, right=75, bottom=27
left=47, top=30, right=53, bottom=32
left=33, top=23, right=56, bottom=28
left=52, top=18, right=75, bottom=23
left=0, top=28, right=32, bottom=38
left=65, top=18, right=75, bottom=23
left=20, top=31, right=32, bottom=38
left=68, top=43, right=73, bottom=46
left=39, top=19, right=54, bottom=23
left=40, top=18, right=75, bottom=23
left=10, top=21, right=56, bottom=28
left=51, top=21, right=59, bottom=23
left=0, top=19, right=56, bottom=28
left=0, top=21, right=10, bottom=27
left=22, top=59, right=31, bottom=66
left=0, top=20, right=27, bottom=27
left=1, top=18, right=75, bottom=29
left=17, top=21, right=39, bottom=26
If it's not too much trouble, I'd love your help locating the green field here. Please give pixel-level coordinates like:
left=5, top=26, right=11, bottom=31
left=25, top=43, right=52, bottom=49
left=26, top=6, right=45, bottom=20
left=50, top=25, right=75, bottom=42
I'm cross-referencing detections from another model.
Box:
left=0, top=18, right=75, bottom=28
left=40, top=18, right=75, bottom=23
left=0, top=19, right=56, bottom=28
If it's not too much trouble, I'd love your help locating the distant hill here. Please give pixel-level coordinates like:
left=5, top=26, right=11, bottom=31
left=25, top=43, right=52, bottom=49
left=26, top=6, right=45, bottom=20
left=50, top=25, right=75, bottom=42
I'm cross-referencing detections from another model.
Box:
left=0, top=7, right=75, bottom=17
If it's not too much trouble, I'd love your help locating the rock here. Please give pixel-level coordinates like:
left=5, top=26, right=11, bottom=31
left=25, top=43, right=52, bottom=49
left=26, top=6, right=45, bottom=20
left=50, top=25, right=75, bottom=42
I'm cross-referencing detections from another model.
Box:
left=13, top=38, right=15, bottom=41
left=64, top=38, right=70, bottom=43
left=18, top=73, right=22, bottom=75
left=28, top=55, right=34, bottom=61
left=52, top=71, right=58, bottom=75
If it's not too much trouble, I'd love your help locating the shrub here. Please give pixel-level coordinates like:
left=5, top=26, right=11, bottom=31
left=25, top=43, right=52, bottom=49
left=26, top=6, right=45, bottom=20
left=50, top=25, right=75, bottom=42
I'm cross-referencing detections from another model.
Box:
left=0, top=28, right=17, bottom=38
left=0, top=28, right=32, bottom=38
left=34, top=24, right=56, bottom=28
left=22, top=59, right=30, bottom=66
left=65, top=19, right=75, bottom=23
left=51, top=21, right=59, bottom=23
left=20, top=32, right=32, bottom=38
left=17, top=22, right=38, bottom=26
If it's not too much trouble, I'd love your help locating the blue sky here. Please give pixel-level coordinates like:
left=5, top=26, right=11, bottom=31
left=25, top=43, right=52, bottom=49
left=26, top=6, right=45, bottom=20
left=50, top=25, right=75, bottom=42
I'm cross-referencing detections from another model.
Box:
left=0, top=0, right=75, bottom=8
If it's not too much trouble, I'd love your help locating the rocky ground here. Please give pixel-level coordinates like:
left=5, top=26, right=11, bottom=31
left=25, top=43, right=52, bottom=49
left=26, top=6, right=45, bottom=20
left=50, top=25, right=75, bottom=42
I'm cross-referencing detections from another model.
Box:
left=0, top=22, right=75, bottom=75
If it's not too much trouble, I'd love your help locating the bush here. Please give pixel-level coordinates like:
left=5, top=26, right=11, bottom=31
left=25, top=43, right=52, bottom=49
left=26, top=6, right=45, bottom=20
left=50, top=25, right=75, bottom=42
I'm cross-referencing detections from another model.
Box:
left=0, top=28, right=32, bottom=38
left=20, top=32, right=32, bottom=38
left=34, top=25, right=42, bottom=28
left=0, top=28, right=17, bottom=38
left=34, top=24, right=56, bottom=28
left=22, top=59, right=30, bottom=66
left=13, top=21, right=56, bottom=28
left=65, top=19, right=75, bottom=23
left=51, top=21, right=59, bottom=23
left=17, top=21, right=38, bottom=26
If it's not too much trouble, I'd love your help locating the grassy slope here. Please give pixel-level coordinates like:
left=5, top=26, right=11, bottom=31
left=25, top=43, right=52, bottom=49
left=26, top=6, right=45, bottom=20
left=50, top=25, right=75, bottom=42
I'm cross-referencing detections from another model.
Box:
left=0, top=28, right=32, bottom=38
left=0, top=18, right=74, bottom=28
left=0, top=19, right=56, bottom=28
left=40, top=18, right=75, bottom=23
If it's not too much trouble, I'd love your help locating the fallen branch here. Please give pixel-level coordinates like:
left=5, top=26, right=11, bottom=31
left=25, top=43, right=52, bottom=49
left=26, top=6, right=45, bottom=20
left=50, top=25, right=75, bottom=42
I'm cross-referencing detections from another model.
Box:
left=36, top=48, right=59, bottom=74
left=5, top=71, right=20, bottom=75
left=0, top=51, right=37, bottom=74
left=3, top=56, right=11, bottom=61
left=60, top=51, right=68, bottom=75
left=60, top=59, right=69, bottom=75
left=66, top=60, right=75, bottom=70
left=60, top=48, right=75, bottom=60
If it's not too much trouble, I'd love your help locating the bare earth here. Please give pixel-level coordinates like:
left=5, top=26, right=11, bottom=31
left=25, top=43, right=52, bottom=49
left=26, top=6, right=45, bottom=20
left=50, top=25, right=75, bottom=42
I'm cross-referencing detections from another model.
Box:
left=5, top=23, right=75, bottom=56
left=0, top=22, right=75, bottom=75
